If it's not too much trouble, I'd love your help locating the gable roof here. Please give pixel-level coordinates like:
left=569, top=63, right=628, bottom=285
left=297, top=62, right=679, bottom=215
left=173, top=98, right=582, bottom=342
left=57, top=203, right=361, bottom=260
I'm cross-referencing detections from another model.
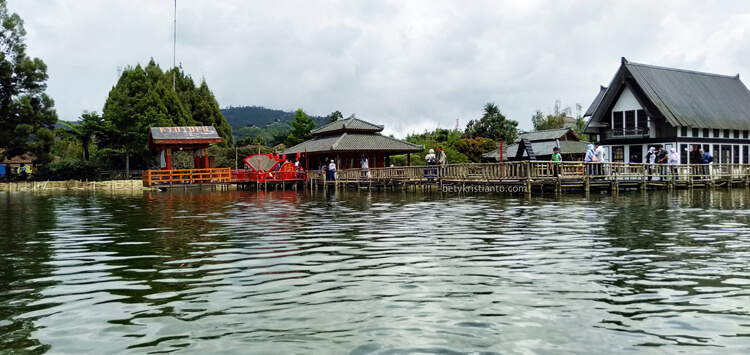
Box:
left=519, top=128, right=578, bottom=142
left=283, top=132, right=424, bottom=155
left=311, top=117, right=384, bottom=136
left=584, top=86, right=607, bottom=117
left=482, top=140, right=590, bottom=161
left=586, top=58, right=750, bottom=131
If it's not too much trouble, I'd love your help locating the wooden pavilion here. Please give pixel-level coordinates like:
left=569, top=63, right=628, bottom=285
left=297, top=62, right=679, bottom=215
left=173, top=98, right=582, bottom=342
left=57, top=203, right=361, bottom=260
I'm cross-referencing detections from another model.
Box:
left=282, top=117, right=424, bottom=170
left=142, top=126, right=230, bottom=186
left=147, top=126, right=223, bottom=170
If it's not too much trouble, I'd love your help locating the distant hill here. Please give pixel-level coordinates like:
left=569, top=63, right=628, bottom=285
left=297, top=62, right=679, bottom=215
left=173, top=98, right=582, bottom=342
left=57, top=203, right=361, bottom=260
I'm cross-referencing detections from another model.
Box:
left=221, top=106, right=329, bottom=145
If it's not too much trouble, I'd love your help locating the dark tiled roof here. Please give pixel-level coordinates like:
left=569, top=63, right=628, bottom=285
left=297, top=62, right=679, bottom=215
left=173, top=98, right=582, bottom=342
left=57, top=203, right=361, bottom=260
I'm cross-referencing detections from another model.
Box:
left=483, top=140, right=590, bottom=161
left=584, top=86, right=607, bottom=117
left=518, top=128, right=575, bottom=141
left=283, top=133, right=424, bottom=155
left=625, top=62, right=750, bottom=130
left=311, top=117, right=384, bottom=136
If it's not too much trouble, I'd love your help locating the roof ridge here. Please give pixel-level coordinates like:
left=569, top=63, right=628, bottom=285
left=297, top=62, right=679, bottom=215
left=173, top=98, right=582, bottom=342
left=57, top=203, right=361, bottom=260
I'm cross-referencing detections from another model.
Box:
left=626, top=61, right=739, bottom=80
left=331, top=132, right=347, bottom=150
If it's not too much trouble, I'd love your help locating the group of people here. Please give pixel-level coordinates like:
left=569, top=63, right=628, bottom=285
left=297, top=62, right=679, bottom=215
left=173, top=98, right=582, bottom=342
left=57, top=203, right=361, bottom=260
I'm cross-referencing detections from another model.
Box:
left=317, top=158, right=338, bottom=181
left=584, top=142, right=608, bottom=177
left=644, top=145, right=713, bottom=179
left=1, top=163, right=32, bottom=181
left=424, top=147, right=447, bottom=180
left=314, top=154, right=372, bottom=181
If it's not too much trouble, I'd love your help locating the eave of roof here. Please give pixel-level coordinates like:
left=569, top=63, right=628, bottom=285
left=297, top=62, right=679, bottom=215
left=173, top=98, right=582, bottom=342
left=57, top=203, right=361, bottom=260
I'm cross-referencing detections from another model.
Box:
left=283, top=132, right=424, bottom=155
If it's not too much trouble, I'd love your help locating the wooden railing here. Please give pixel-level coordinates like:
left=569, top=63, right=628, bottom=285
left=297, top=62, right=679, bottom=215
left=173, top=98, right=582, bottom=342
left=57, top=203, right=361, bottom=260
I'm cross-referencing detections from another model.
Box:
left=142, top=168, right=231, bottom=186
left=329, top=162, right=750, bottom=184
left=231, top=169, right=307, bottom=182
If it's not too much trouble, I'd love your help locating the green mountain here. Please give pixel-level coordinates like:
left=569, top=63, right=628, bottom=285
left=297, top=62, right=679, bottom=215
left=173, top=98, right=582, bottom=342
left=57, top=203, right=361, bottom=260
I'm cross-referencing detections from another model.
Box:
left=221, top=106, right=328, bottom=146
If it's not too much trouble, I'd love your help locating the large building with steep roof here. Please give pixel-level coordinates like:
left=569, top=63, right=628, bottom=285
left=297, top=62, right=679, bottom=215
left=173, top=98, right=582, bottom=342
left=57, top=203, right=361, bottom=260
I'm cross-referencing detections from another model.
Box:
left=584, top=57, right=750, bottom=165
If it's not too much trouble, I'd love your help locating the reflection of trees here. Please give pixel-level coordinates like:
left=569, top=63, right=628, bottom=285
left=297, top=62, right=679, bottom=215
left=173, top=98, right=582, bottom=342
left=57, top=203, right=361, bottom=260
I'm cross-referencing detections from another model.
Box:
left=0, top=193, right=58, bottom=352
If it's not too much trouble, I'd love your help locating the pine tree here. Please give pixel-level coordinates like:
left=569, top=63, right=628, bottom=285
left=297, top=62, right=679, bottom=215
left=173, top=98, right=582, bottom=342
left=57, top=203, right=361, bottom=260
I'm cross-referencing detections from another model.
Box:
left=0, top=0, right=58, bottom=163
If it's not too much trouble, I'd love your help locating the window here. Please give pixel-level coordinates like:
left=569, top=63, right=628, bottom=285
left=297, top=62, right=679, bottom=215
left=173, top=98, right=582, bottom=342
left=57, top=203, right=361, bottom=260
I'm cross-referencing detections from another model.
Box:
left=724, top=129, right=730, bottom=138
left=704, top=128, right=710, bottom=137
left=714, top=129, right=720, bottom=138
left=613, top=146, right=624, bottom=162
left=681, top=127, right=688, bottom=137
left=625, top=111, right=636, bottom=129
left=637, top=110, right=648, bottom=129
left=613, top=112, right=624, bottom=130
left=735, top=130, right=740, bottom=139
left=692, top=128, right=699, bottom=137
left=744, top=130, right=749, bottom=139
left=680, top=144, right=688, bottom=164
left=744, top=145, right=749, bottom=164
left=629, top=145, right=642, bottom=163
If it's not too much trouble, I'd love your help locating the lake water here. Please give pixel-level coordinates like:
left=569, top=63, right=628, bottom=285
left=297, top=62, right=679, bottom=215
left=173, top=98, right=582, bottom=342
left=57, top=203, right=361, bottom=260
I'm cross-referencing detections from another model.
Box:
left=1, top=188, right=750, bottom=354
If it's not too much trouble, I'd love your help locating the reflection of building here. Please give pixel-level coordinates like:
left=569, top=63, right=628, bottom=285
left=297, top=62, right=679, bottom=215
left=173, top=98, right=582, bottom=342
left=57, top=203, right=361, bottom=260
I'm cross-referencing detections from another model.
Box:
left=282, top=117, right=424, bottom=169
left=584, top=57, right=750, bottom=165
left=482, top=128, right=589, bottom=162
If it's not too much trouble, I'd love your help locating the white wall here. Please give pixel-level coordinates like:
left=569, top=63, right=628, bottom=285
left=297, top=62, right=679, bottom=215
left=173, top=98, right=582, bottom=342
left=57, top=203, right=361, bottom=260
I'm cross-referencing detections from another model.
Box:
left=612, top=87, right=642, bottom=111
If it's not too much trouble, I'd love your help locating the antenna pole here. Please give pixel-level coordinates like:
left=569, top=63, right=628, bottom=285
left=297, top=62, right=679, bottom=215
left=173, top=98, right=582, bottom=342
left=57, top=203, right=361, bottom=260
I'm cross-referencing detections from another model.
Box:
left=172, top=0, right=177, bottom=91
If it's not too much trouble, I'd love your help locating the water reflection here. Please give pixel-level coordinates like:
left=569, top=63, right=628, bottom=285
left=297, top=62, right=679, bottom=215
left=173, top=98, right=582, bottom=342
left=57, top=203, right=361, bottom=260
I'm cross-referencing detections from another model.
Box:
left=0, top=189, right=749, bottom=353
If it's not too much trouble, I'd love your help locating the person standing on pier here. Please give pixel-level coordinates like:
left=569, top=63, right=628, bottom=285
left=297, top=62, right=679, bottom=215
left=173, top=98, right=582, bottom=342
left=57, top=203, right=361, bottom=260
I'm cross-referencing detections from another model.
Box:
left=668, top=147, right=680, bottom=180
left=699, top=149, right=713, bottom=179
left=360, top=154, right=369, bottom=178
left=585, top=144, right=596, bottom=176
left=328, top=159, right=336, bottom=181
left=551, top=147, right=562, bottom=177
left=425, top=149, right=437, bottom=181
left=656, top=145, right=668, bottom=179
left=594, top=142, right=606, bottom=178
left=645, top=147, right=656, bottom=180
left=437, top=147, right=446, bottom=178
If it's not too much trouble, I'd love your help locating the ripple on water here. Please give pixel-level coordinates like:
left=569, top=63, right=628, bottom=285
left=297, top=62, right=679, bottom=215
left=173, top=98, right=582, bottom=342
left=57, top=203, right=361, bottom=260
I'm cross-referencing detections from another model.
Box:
left=1, top=190, right=750, bottom=353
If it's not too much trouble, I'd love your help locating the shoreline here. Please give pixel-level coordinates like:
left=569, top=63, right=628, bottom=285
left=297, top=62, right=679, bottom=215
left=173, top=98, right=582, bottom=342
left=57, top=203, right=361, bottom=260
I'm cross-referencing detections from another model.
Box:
left=0, top=180, right=148, bottom=192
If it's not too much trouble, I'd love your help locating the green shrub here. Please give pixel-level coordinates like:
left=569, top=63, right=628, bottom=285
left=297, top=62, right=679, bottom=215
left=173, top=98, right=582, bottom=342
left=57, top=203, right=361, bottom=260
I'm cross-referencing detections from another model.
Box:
left=36, top=160, right=102, bottom=181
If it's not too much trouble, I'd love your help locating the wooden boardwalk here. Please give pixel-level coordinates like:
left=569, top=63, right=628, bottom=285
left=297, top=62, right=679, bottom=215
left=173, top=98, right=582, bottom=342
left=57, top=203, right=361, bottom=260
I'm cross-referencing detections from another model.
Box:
left=236, top=162, right=750, bottom=194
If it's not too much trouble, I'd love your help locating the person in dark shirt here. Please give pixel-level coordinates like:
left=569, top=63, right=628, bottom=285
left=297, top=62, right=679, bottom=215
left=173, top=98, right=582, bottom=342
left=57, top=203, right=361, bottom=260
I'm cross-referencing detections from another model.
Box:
left=699, top=149, right=713, bottom=179
left=655, top=145, right=668, bottom=179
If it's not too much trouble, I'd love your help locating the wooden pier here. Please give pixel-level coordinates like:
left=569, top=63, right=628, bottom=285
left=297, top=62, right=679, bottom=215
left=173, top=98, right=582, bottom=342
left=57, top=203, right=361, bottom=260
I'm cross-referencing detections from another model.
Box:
left=232, top=162, right=750, bottom=195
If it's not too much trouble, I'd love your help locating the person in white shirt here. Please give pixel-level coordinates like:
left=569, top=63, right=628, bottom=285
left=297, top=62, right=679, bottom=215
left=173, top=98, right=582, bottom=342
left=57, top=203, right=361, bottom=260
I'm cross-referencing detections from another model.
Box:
left=594, top=142, right=606, bottom=178
left=328, top=159, right=336, bottom=181
left=360, top=154, right=369, bottom=178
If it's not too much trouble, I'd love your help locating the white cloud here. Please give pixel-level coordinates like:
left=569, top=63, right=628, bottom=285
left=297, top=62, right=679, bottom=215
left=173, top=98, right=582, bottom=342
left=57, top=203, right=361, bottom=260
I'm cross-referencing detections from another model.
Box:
left=8, top=0, right=750, bottom=138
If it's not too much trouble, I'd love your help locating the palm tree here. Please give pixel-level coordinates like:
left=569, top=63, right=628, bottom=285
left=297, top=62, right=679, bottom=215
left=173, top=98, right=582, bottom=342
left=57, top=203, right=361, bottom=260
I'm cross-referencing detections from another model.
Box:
left=57, top=112, right=100, bottom=161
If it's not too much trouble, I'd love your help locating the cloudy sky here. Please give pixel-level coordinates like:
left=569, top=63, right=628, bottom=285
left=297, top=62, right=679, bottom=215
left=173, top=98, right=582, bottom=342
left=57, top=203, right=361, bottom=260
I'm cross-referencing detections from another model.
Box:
left=8, top=0, right=750, bottom=137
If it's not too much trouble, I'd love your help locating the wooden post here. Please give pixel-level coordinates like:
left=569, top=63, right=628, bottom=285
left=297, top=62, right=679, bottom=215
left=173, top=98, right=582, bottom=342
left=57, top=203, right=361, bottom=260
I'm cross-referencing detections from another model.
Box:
left=525, top=161, right=531, bottom=194
left=584, top=163, right=590, bottom=194
left=166, top=149, right=172, bottom=170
